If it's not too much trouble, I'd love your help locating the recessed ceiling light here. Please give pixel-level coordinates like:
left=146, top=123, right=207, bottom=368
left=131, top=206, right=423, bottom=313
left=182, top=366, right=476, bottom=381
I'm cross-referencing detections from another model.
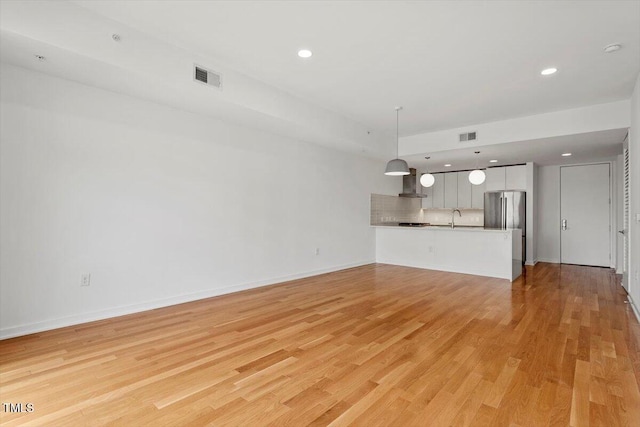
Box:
left=562, top=153, right=572, bottom=157
left=604, top=43, right=621, bottom=53
left=444, top=164, right=452, bottom=167
left=34, top=55, right=46, bottom=61
left=541, top=67, right=557, bottom=76
left=297, top=49, right=312, bottom=58
left=489, top=159, right=498, bottom=163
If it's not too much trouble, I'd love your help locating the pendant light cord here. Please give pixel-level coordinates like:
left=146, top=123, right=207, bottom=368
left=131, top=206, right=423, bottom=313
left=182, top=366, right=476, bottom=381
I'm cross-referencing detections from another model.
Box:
left=396, top=108, right=399, bottom=158
left=395, top=106, right=403, bottom=158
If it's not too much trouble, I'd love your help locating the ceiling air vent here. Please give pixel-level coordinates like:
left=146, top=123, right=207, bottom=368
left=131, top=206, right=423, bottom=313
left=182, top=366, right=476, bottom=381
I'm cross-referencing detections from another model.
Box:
left=193, top=64, right=222, bottom=89
left=459, top=131, right=477, bottom=142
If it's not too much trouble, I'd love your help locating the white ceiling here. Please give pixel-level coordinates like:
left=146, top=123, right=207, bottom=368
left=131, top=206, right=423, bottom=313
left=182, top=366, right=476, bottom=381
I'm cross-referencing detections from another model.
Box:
left=73, top=0, right=640, bottom=135
left=0, top=1, right=637, bottom=167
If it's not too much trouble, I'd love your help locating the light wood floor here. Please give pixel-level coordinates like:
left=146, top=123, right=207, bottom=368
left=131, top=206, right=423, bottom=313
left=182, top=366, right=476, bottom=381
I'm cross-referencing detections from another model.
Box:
left=1, top=263, right=639, bottom=426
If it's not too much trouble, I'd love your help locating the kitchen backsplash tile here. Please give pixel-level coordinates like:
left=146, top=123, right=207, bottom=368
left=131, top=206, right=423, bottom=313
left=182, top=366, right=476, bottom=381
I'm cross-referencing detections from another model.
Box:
left=370, top=194, right=484, bottom=226
left=423, top=209, right=484, bottom=226
left=370, top=194, right=423, bottom=225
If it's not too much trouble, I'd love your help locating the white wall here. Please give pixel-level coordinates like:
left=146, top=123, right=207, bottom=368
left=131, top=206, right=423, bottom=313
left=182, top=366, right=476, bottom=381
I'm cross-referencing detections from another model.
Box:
left=537, top=166, right=561, bottom=263
left=526, top=162, right=537, bottom=265
left=0, top=64, right=398, bottom=338
left=629, top=73, right=640, bottom=319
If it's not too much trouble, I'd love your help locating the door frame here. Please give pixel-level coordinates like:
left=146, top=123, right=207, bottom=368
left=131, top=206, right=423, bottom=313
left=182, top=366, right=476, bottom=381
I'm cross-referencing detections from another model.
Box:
left=559, top=161, right=614, bottom=267
left=622, top=136, right=630, bottom=289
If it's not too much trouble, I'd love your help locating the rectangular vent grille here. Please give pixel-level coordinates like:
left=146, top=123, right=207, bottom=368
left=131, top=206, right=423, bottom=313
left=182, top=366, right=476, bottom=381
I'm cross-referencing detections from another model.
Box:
left=194, top=65, right=222, bottom=89
left=459, top=131, right=477, bottom=142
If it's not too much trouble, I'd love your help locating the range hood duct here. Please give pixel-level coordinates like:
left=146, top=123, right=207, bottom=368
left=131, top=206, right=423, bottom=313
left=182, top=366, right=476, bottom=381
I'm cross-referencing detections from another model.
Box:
left=399, top=168, right=428, bottom=198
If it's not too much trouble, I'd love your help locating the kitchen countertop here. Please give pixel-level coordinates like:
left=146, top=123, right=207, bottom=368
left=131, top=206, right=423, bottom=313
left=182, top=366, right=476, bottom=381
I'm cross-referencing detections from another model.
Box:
left=371, top=224, right=513, bottom=233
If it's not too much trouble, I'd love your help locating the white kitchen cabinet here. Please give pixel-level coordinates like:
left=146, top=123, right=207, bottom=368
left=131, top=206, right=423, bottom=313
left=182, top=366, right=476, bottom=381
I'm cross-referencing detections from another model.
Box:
left=485, top=167, right=505, bottom=191
left=431, top=173, right=445, bottom=208
left=505, top=165, right=526, bottom=190
left=471, top=178, right=486, bottom=208
left=420, top=177, right=433, bottom=208
left=485, top=165, right=526, bottom=191
left=457, top=171, right=472, bottom=208
left=444, top=172, right=458, bottom=208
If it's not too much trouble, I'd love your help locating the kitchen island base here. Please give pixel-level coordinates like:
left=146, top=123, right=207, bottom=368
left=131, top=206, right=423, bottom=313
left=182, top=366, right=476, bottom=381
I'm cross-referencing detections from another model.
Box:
left=375, top=227, right=522, bottom=281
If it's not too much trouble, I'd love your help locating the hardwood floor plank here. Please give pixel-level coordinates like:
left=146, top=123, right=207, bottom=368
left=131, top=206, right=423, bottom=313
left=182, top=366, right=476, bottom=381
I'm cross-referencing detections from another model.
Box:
left=570, top=356, right=591, bottom=425
left=1, top=263, right=639, bottom=426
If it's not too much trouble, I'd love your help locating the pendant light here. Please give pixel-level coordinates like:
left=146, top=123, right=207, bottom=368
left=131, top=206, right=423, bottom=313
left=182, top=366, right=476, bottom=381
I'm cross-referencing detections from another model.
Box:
left=420, top=156, right=435, bottom=187
left=468, top=151, right=486, bottom=185
left=384, top=106, right=410, bottom=176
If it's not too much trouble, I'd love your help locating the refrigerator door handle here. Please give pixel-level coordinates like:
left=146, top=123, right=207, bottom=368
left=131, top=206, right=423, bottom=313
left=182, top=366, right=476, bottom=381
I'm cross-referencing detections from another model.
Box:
left=503, top=197, right=508, bottom=229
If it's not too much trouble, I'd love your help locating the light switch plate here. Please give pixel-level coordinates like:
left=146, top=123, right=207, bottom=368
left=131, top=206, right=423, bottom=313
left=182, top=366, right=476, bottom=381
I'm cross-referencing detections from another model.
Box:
left=636, top=213, right=640, bottom=223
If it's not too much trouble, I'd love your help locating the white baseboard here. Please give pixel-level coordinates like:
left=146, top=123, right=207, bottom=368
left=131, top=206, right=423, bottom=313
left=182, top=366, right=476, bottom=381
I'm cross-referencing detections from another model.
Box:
left=536, top=257, right=560, bottom=264
left=628, top=295, right=640, bottom=323
left=524, top=259, right=539, bottom=266
left=0, top=260, right=374, bottom=340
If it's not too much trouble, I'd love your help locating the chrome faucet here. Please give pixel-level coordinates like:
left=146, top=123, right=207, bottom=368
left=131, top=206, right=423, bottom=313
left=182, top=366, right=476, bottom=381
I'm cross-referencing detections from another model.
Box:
left=451, top=209, right=461, bottom=228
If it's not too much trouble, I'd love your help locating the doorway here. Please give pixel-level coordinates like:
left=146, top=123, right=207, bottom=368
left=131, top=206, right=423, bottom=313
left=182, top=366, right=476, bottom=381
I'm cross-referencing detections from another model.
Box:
left=560, top=163, right=611, bottom=267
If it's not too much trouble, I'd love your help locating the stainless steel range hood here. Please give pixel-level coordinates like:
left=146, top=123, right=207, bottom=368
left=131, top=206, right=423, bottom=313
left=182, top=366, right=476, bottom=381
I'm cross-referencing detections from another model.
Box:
left=399, top=168, right=428, bottom=198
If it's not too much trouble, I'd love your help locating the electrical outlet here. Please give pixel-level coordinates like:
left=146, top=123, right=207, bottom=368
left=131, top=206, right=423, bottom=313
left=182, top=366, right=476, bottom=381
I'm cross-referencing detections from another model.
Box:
left=315, top=248, right=320, bottom=256
left=81, top=273, right=91, bottom=287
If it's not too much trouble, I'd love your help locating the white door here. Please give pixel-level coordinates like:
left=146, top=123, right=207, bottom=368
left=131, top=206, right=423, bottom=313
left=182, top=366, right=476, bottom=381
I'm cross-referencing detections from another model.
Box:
left=560, top=164, right=611, bottom=267
left=622, top=141, right=630, bottom=290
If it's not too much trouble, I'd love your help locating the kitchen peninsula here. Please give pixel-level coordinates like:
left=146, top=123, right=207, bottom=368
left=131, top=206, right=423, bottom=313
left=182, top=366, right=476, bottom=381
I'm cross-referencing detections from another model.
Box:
left=375, top=225, right=522, bottom=281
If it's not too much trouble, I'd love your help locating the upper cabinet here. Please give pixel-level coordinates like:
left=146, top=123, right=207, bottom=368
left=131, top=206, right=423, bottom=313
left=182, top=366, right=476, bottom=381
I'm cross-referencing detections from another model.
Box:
left=485, top=167, right=505, bottom=191
left=457, top=171, right=472, bottom=208
left=471, top=177, right=486, bottom=208
left=421, top=171, right=485, bottom=209
left=420, top=179, right=433, bottom=208
left=505, top=165, right=526, bottom=190
left=485, top=165, right=526, bottom=191
left=431, top=173, right=445, bottom=208
left=421, top=173, right=445, bottom=209
left=444, top=173, right=458, bottom=208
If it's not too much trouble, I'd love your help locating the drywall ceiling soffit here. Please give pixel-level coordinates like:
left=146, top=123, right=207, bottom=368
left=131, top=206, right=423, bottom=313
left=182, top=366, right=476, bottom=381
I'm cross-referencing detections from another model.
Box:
left=72, top=0, right=640, bottom=134
left=400, top=99, right=630, bottom=152
left=404, top=128, right=627, bottom=172
left=0, top=1, right=391, bottom=159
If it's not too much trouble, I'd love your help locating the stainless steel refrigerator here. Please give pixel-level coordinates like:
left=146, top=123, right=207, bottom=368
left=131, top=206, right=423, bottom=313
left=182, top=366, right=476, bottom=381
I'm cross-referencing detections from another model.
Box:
left=484, top=191, right=526, bottom=263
